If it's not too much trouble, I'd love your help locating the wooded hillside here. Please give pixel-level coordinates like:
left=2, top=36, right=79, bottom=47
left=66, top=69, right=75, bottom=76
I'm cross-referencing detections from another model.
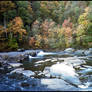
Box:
left=0, top=1, right=92, bottom=51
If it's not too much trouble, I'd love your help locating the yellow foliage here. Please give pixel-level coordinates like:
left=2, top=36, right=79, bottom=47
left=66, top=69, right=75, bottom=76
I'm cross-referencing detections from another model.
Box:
left=8, top=17, right=26, bottom=39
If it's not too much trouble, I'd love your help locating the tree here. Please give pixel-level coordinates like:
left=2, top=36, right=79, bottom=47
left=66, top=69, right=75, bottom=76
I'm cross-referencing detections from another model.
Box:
left=76, top=7, right=92, bottom=47
left=62, top=18, right=73, bottom=47
left=0, top=1, right=16, bottom=38
left=7, top=17, right=26, bottom=42
left=15, top=1, right=33, bottom=32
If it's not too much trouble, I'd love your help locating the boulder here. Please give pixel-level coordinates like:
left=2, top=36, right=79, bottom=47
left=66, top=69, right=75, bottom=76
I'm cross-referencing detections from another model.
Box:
left=64, top=48, right=75, bottom=53
left=21, top=82, right=30, bottom=87
left=64, top=57, right=86, bottom=67
left=10, top=68, right=35, bottom=77
left=41, top=79, right=78, bottom=91
left=74, top=50, right=85, bottom=56
left=84, top=50, right=92, bottom=56
left=50, top=63, right=81, bottom=86
left=8, top=63, right=23, bottom=68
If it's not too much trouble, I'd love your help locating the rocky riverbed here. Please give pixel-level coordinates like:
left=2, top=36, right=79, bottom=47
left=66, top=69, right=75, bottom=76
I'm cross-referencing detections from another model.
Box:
left=0, top=48, right=92, bottom=91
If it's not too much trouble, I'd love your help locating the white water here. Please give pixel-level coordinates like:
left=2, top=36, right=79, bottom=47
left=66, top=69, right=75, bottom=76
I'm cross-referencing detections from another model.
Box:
left=37, top=51, right=57, bottom=57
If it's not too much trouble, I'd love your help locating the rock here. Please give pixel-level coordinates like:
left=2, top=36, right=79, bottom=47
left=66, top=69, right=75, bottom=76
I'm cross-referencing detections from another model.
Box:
left=50, top=63, right=81, bottom=86
left=10, top=68, right=35, bottom=77
left=43, top=67, right=50, bottom=77
left=0, top=67, right=5, bottom=73
left=35, top=59, right=52, bottom=64
left=30, top=52, right=36, bottom=57
left=79, top=68, right=92, bottom=75
left=22, top=70, right=35, bottom=77
left=0, top=50, right=37, bottom=62
left=84, top=50, right=92, bottom=56
left=41, top=79, right=78, bottom=91
left=35, top=60, right=45, bottom=64
left=51, top=58, right=57, bottom=62
left=64, top=48, right=75, bottom=53
left=17, top=48, right=25, bottom=52
left=64, top=57, right=86, bottom=67
left=1, top=55, right=9, bottom=60
left=10, top=68, right=24, bottom=74
left=45, top=59, right=52, bottom=62
left=8, top=72, right=26, bottom=80
left=89, top=48, right=92, bottom=51
left=0, top=61, right=12, bottom=73
left=21, top=82, right=30, bottom=87
left=8, top=63, right=23, bottom=68
left=74, top=50, right=85, bottom=56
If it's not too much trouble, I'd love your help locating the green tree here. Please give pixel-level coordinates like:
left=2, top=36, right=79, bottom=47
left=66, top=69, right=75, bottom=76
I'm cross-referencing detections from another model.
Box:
left=76, top=7, right=92, bottom=47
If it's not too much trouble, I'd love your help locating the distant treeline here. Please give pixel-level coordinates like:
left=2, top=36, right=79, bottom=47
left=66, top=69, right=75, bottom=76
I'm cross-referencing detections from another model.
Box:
left=0, top=1, right=92, bottom=51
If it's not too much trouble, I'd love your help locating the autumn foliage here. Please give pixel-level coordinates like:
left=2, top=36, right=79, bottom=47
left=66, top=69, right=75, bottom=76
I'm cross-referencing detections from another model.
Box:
left=0, top=1, right=92, bottom=51
left=8, top=17, right=26, bottom=40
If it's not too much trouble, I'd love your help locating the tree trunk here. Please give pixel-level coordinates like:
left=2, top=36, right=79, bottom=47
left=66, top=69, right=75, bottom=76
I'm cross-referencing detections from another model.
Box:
left=4, top=13, right=7, bottom=38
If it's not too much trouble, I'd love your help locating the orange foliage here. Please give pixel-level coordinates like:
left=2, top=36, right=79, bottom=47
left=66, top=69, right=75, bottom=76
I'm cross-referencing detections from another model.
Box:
left=29, top=37, right=36, bottom=48
left=8, top=17, right=26, bottom=39
left=62, top=18, right=73, bottom=38
left=62, top=18, right=72, bottom=28
left=40, top=19, right=55, bottom=37
left=62, top=18, right=73, bottom=47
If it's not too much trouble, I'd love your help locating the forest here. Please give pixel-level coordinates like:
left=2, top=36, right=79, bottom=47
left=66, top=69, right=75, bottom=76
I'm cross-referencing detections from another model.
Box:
left=0, top=1, right=92, bottom=51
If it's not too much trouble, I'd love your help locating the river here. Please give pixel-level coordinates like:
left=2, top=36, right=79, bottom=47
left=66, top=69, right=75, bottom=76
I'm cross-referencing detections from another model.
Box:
left=0, top=48, right=92, bottom=91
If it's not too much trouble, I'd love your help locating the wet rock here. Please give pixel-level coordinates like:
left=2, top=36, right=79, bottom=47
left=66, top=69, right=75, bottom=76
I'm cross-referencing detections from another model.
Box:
left=84, top=50, right=92, bottom=56
left=0, top=61, right=12, bottom=73
left=79, top=68, right=92, bottom=75
left=64, top=57, right=86, bottom=67
left=64, top=48, right=75, bottom=53
left=43, top=67, right=50, bottom=77
left=0, top=67, right=5, bottom=73
left=51, top=58, right=57, bottom=62
left=10, top=68, right=35, bottom=77
left=30, top=52, right=37, bottom=57
left=21, top=82, right=30, bottom=87
left=45, top=59, right=52, bottom=62
left=0, top=50, right=38, bottom=62
left=74, top=50, right=85, bottom=56
left=89, top=48, right=92, bottom=51
left=17, top=48, right=25, bottom=52
left=1, top=55, right=9, bottom=60
left=58, top=58, right=65, bottom=61
left=50, top=63, right=81, bottom=86
left=10, top=68, right=24, bottom=74
left=8, top=72, right=26, bottom=80
left=8, top=63, right=23, bottom=68
left=41, top=79, right=78, bottom=91
left=35, top=60, right=46, bottom=64
left=22, top=70, right=35, bottom=77
left=0, top=61, right=2, bottom=67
